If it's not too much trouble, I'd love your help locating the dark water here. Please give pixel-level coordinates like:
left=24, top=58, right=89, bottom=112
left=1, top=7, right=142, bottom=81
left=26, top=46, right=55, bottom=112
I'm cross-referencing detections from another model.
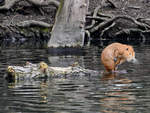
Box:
left=0, top=44, right=150, bottom=113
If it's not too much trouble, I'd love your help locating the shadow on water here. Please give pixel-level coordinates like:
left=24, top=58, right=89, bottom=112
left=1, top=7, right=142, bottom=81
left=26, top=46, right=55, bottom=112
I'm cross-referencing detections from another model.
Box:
left=0, top=39, right=150, bottom=113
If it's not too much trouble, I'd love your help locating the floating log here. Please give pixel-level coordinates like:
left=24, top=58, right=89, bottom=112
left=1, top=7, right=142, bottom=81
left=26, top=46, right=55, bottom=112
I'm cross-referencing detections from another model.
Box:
left=6, top=61, right=98, bottom=81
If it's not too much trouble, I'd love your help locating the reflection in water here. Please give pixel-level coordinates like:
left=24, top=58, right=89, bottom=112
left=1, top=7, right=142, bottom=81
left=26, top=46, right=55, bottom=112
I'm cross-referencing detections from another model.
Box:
left=0, top=45, right=150, bottom=113
left=100, top=73, right=136, bottom=113
left=6, top=79, right=50, bottom=112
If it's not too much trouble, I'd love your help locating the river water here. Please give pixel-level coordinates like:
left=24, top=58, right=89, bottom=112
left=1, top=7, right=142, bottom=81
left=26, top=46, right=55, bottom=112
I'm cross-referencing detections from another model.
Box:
left=0, top=42, right=150, bottom=113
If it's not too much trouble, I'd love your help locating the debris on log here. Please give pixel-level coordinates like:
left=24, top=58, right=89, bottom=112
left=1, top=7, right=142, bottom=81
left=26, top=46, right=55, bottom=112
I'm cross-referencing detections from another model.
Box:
left=6, top=61, right=98, bottom=81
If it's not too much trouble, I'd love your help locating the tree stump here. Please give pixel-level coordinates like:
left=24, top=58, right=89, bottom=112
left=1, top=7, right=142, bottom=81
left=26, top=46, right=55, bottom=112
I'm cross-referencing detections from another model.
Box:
left=48, top=0, right=89, bottom=47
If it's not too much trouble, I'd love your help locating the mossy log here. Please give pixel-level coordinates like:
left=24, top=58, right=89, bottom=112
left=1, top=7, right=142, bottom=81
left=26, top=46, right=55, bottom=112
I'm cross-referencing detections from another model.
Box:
left=6, top=61, right=98, bottom=81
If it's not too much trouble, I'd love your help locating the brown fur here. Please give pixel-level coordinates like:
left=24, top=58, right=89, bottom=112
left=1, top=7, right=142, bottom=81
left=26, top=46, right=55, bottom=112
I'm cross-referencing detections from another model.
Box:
left=101, top=43, right=136, bottom=72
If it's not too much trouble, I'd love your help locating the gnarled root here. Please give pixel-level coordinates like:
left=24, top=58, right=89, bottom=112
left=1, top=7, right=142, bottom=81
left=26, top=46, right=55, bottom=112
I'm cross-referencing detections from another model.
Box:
left=0, top=0, right=59, bottom=10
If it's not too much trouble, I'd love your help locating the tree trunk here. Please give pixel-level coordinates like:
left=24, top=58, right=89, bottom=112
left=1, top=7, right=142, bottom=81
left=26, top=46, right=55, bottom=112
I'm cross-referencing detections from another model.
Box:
left=48, top=0, right=89, bottom=48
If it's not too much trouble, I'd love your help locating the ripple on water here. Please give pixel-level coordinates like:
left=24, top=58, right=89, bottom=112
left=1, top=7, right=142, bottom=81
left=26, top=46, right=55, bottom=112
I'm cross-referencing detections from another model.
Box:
left=0, top=45, right=150, bottom=113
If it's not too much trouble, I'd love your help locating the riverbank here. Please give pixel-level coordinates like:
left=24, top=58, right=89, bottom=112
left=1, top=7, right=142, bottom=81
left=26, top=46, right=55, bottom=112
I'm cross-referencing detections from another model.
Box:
left=0, top=0, right=150, bottom=47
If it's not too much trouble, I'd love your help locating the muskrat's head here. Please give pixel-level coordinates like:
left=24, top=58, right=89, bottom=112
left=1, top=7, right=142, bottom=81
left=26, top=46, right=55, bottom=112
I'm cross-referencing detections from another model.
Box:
left=39, top=62, right=48, bottom=73
left=122, top=45, right=137, bottom=63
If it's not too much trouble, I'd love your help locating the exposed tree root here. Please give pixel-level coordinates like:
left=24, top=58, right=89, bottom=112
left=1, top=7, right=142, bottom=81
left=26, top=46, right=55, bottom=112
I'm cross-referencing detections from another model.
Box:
left=89, top=15, right=150, bottom=34
left=84, top=0, right=150, bottom=43
left=106, top=0, right=117, bottom=8
left=86, top=5, right=101, bottom=29
left=26, top=0, right=60, bottom=8
left=0, top=0, right=59, bottom=10
left=16, top=20, right=52, bottom=28
left=85, top=2, right=150, bottom=44
left=113, top=28, right=149, bottom=44
left=0, top=0, right=56, bottom=33
left=114, top=28, right=150, bottom=37
left=86, top=16, right=107, bottom=22
left=1, top=0, right=150, bottom=45
left=100, top=22, right=116, bottom=38
left=85, top=30, right=91, bottom=46
left=0, top=0, right=20, bottom=10
left=97, top=12, right=112, bottom=19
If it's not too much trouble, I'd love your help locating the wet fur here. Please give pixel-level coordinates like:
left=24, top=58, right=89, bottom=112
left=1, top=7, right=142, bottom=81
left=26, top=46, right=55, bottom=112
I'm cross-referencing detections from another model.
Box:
left=101, top=43, right=135, bottom=72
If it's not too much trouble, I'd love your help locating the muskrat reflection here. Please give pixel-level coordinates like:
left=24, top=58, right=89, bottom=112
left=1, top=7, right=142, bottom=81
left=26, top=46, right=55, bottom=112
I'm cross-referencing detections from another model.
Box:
left=100, top=73, right=136, bottom=113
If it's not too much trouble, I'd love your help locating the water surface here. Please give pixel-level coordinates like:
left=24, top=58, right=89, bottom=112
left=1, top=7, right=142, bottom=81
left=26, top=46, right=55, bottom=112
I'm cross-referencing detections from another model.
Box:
left=0, top=43, right=150, bottom=113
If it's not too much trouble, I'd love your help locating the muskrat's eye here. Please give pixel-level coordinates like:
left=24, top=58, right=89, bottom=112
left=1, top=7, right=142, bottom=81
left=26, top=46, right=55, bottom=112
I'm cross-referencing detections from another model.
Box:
left=126, top=48, right=128, bottom=50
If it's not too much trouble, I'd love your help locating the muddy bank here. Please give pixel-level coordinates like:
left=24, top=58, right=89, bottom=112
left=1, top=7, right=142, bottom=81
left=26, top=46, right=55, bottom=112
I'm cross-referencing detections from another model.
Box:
left=0, top=0, right=57, bottom=46
left=0, top=0, right=150, bottom=47
left=86, top=0, right=150, bottom=46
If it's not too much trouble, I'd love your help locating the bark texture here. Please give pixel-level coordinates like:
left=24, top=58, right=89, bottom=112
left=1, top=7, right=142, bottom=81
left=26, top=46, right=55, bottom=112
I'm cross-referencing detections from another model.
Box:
left=48, top=0, right=89, bottom=47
